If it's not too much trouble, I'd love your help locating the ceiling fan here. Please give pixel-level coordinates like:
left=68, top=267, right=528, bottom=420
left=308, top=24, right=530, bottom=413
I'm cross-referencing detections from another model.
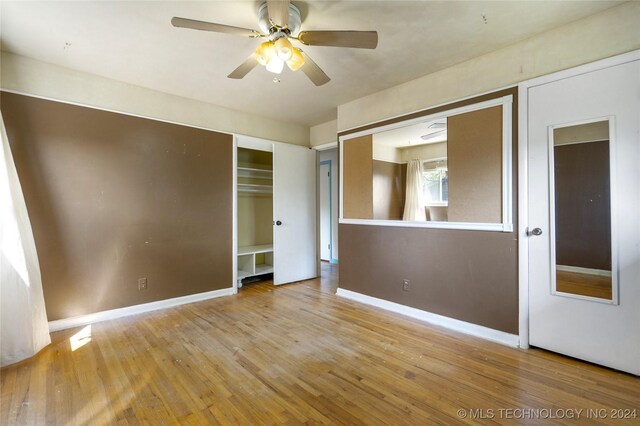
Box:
left=171, top=0, right=378, bottom=86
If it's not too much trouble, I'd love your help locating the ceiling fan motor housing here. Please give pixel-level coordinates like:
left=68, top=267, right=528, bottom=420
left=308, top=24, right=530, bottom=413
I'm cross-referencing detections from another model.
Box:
left=258, top=2, right=301, bottom=36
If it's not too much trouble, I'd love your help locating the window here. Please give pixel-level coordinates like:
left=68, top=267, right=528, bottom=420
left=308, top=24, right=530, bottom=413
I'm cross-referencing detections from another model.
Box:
left=339, top=93, right=513, bottom=232
left=422, top=159, right=448, bottom=205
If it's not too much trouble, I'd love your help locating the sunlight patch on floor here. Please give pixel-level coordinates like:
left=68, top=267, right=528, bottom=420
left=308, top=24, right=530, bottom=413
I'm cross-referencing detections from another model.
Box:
left=70, top=325, right=92, bottom=351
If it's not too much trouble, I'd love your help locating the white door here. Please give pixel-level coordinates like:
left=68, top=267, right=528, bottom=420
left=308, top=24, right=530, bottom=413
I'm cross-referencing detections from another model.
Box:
left=527, top=57, right=640, bottom=375
left=273, top=143, right=317, bottom=285
left=319, top=162, right=331, bottom=261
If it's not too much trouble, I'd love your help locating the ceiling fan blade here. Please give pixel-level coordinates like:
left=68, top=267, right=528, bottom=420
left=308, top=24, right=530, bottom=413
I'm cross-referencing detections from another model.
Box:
left=298, top=31, right=378, bottom=49
left=267, top=0, right=290, bottom=28
left=171, top=17, right=259, bottom=38
left=228, top=55, right=259, bottom=79
left=300, top=52, right=330, bottom=86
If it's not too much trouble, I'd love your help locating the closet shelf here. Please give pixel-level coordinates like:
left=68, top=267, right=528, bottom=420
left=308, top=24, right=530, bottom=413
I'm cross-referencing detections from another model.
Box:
left=238, top=184, right=272, bottom=194
left=237, top=244, right=274, bottom=285
left=254, top=264, right=274, bottom=275
left=238, top=167, right=273, bottom=180
left=238, top=244, right=273, bottom=255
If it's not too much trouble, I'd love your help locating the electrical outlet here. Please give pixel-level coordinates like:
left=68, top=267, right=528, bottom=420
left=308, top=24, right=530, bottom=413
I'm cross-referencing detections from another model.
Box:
left=138, top=277, right=148, bottom=291
left=402, top=279, right=410, bottom=291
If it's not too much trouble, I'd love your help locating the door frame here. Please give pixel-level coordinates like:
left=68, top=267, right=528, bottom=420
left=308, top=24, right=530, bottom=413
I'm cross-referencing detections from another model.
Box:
left=233, top=135, right=275, bottom=293
left=313, top=141, right=339, bottom=271
left=517, top=49, right=640, bottom=349
left=319, top=159, right=333, bottom=262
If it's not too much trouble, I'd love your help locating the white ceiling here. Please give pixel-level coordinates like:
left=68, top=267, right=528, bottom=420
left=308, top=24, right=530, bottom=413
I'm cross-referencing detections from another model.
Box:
left=374, top=118, right=447, bottom=148
left=0, top=1, right=620, bottom=126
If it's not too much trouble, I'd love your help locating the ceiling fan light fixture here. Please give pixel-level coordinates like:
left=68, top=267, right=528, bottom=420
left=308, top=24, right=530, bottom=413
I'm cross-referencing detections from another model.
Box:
left=172, top=1, right=377, bottom=86
left=255, top=41, right=275, bottom=66
left=266, top=56, right=284, bottom=74
left=420, top=130, right=447, bottom=141
left=275, top=37, right=293, bottom=61
left=286, top=47, right=305, bottom=71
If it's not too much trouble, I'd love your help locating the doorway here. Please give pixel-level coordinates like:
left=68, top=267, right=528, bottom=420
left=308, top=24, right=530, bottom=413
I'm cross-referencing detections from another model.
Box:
left=318, top=148, right=338, bottom=265
left=523, top=53, right=640, bottom=375
left=235, top=136, right=317, bottom=290
left=320, top=160, right=332, bottom=261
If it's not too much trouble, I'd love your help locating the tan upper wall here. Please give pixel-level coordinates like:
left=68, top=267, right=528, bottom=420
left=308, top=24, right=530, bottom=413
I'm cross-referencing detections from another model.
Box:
left=310, top=119, right=338, bottom=147
left=0, top=52, right=310, bottom=146
left=337, top=2, right=640, bottom=131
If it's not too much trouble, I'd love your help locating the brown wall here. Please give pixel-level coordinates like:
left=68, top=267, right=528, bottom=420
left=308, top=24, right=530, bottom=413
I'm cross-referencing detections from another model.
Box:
left=448, top=106, right=503, bottom=223
left=554, top=141, right=611, bottom=270
left=338, top=88, right=519, bottom=334
left=373, top=160, right=406, bottom=220
left=339, top=225, right=519, bottom=333
left=343, top=135, right=373, bottom=219
left=2, top=92, right=233, bottom=321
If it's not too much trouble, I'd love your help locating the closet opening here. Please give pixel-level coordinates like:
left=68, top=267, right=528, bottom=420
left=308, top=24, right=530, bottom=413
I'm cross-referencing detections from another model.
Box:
left=237, top=147, right=273, bottom=288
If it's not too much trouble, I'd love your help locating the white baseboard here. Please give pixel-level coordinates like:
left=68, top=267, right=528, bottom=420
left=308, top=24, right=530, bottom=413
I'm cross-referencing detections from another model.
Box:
left=556, top=265, right=612, bottom=277
left=336, top=288, right=520, bottom=347
left=48, top=287, right=236, bottom=332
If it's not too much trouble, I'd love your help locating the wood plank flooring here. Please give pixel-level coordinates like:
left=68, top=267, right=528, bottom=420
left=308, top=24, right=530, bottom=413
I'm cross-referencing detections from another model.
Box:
left=2, top=263, right=638, bottom=425
left=556, top=270, right=612, bottom=300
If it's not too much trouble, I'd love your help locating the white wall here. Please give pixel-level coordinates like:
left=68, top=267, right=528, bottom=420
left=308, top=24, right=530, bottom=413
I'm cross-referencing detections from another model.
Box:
left=319, top=148, right=338, bottom=262
left=0, top=52, right=310, bottom=146
left=372, top=143, right=402, bottom=163
left=310, top=119, right=338, bottom=148
left=400, top=142, right=447, bottom=163
left=338, top=2, right=640, bottom=131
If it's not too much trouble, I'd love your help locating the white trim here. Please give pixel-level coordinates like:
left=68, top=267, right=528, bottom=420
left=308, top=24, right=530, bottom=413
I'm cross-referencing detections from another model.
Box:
left=339, top=97, right=505, bottom=142
left=336, top=288, right=519, bottom=347
left=236, top=134, right=276, bottom=152
left=547, top=116, right=619, bottom=305
left=556, top=265, right=612, bottom=277
left=313, top=141, right=338, bottom=151
left=339, top=95, right=513, bottom=233
left=232, top=136, right=239, bottom=292
left=338, top=83, right=517, bottom=135
left=339, top=140, right=344, bottom=220
left=548, top=124, right=558, bottom=301
left=552, top=290, right=617, bottom=305
left=518, top=50, right=640, bottom=90
left=0, top=88, right=234, bottom=137
left=502, top=96, right=514, bottom=232
left=608, top=116, right=620, bottom=306
left=339, top=218, right=505, bottom=232
left=517, top=83, right=530, bottom=349
left=235, top=136, right=276, bottom=288
left=48, top=287, right=235, bottom=332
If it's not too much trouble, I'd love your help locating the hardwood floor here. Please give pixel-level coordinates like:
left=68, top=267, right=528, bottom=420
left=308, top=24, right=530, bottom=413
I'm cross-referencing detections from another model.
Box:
left=556, top=270, right=612, bottom=300
left=2, top=263, right=638, bottom=425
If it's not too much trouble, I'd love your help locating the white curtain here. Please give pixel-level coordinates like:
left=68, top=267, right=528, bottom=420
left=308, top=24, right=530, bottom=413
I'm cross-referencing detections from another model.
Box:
left=0, top=111, right=51, bottom=367
left=402, top=159, right=426, bottom=221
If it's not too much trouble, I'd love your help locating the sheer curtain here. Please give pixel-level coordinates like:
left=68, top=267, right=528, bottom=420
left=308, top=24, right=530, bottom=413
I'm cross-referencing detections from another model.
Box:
left=1, top=111, right=50, bottom=367
left=402, top=159, right=426, bottom=221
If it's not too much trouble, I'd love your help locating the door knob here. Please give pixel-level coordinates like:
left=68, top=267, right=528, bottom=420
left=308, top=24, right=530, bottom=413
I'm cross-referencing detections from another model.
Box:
left=275, top=220, right=282, bottom=226
left=527, top=227, right=543, bottom=236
